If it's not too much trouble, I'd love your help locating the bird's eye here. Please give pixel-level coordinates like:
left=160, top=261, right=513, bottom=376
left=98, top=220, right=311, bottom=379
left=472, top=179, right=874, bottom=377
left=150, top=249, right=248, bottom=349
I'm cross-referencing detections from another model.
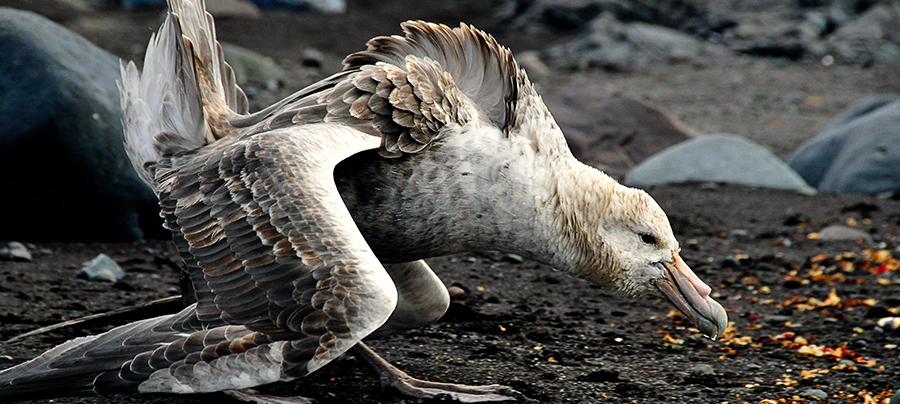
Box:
left=639, top=233, right=658, bottom=245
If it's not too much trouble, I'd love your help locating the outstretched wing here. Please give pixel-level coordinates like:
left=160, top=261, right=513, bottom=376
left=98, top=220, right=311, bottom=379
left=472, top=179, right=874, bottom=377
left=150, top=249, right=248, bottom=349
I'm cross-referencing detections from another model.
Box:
left=151, top=123, right=396, bottom=385
left=230, top=21, right=529, bottom=158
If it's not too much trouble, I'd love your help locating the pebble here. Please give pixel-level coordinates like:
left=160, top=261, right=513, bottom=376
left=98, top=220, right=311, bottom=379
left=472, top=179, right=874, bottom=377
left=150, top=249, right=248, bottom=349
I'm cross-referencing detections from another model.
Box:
left=502, top=253, right=524, bottom=264
left=0, top=241, right=32, bottom=261
left=447, top=286, right=466, bottom=298
left=801, top=388, right=828, bottom=400
left=745, top=363, right=761, bottom=371
left=817, top=225, right=873, bottom=243
left=77, top=253, right=125, bottom=282
left=299, top=48, right=325, bottom=68
left=688, top=364, right=715, bottom=376
left=766, top=315, right=792, bottom=324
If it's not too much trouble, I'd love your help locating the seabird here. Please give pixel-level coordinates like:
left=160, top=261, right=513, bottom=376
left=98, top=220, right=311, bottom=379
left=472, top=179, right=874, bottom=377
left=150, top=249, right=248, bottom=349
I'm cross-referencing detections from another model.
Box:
left=0, top=0, right=727, bottom=402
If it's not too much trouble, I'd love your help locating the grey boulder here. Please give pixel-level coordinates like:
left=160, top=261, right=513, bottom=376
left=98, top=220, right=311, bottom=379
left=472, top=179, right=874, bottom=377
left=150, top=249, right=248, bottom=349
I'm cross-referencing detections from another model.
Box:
left=788, top=96, right=900, bottom=194
left=0, top=8, right=162, bottom=241
left=543, top=82, right=697, bottom=178
left=543, top=13, right=728, bottom=71
left=625, top=134, right=815, bottom=194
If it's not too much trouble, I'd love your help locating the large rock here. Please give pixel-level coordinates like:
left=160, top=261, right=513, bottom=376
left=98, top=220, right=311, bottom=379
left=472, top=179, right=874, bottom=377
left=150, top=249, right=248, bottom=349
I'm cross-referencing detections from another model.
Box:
left=543, top=83, right=697, bottom=177
left=788, top=96, right=900, bottom=194
left=496, top=0, right=712, bottom=35
left=0, top=8, right=162, bottom=241
left=826, top=4, right=900, bottom=65
left=543, top=13, right=728, bottom=70
left=625, top=134, right=816, bottom=194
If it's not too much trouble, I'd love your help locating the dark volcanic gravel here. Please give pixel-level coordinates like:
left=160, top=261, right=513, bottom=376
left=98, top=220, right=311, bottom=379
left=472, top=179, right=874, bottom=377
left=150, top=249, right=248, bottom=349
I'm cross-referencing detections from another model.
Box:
left=0, top=0, right=899, bottom=403
left=2, top=185, right=899, bottom=403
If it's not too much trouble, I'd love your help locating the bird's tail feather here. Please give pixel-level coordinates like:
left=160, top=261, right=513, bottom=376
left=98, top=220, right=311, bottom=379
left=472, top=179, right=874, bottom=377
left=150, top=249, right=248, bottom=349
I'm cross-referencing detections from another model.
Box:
left=120, top=0, right=248, bottom=192
left=0, top=307, right=197, bottom=401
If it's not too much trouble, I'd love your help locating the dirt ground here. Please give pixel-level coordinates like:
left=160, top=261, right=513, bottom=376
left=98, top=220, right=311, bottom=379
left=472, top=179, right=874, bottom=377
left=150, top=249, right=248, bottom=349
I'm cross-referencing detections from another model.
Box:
left=1, top=1, right=900, bottom=403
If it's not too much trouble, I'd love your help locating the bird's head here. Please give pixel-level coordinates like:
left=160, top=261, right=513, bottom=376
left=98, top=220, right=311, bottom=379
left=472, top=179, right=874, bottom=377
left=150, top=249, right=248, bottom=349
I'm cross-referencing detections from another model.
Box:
left=562, top=178, right=728, bottom=340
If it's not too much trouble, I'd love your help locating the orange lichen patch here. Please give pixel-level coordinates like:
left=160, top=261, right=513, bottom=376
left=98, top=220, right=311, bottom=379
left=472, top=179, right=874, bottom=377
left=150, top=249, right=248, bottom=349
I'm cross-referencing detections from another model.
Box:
left=789, top=250, right=899, bottom=287
left=801, top=289, right=841, bottom=308
left=833, top=389, right=894, bottom=404
left=854, top=357, right=877, bottom=367
left=831, top=362, right=858, bottom=371
left=716, top=321, right=756, bottom=347
left=860, top=249, right=900, bottom=274
left=796, top=343, right=855, bottom=360
left=763, top=332, right=875, bottom=364
left=661, top=332, right=684, bottom=345
left=799, top=368, right=829, bottom=379
left=781, top=289, right=876, bottom=311
left=761, top=388, right=894, bottom=404
left=809, top=253, right=829, bottom=264
left=774, top=374, right=798, bottom=387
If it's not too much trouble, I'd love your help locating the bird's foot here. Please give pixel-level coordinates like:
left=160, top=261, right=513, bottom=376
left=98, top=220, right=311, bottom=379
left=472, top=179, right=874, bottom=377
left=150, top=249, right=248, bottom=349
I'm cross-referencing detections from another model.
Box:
left=352, top=342, right=523, bottom=402
left=225, top=389, right=315, bottom=404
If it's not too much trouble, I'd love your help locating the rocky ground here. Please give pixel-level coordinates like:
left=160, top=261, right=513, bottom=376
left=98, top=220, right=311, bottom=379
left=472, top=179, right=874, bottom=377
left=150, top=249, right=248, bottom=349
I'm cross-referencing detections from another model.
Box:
left=1, top=0, right=900, bottom=403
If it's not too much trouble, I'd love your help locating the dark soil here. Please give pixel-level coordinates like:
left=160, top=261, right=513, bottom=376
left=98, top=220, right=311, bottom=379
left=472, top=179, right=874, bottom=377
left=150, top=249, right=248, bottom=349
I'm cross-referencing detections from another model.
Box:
left=1, top=1, right=899, bottom=403
left=2, top=185, right=898, bottom=404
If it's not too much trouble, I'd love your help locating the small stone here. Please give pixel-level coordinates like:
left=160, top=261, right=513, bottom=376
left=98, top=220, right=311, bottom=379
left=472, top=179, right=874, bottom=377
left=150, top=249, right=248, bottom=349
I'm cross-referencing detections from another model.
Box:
left=300, top=48, right=325, bottom=68
left=766, top=315, right=792, bottom=324
left=745, top=363, right=761, bottom=371
left=801, top=388, right=828, bottom=400
left=502, top=253, right=524, bottom=264
left=688, top=364, right=715, bottom=376
left=77, top=253, right=125, bottom=282
left=447, top=286, right=466, bottom=298
left=817, top=225, right=873, bottom=243
left=1, top=241, right=32, bottom=261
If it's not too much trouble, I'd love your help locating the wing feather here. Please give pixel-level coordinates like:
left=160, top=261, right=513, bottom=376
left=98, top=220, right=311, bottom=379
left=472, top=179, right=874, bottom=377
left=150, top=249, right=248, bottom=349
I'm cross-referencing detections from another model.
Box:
left=147, top=123, right=395, bottom=387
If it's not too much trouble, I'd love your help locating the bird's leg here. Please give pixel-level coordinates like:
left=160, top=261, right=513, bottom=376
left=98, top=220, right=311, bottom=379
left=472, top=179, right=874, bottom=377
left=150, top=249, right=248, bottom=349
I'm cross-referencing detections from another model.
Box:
left=351, top=341, right=524, bottom=403
left=224, top=389, right=315, bottom=404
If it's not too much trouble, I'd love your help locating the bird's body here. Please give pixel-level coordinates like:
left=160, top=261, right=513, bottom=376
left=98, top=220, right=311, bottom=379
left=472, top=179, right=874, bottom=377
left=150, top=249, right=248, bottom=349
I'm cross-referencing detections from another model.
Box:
left=0, top=0, right=726, bottom=401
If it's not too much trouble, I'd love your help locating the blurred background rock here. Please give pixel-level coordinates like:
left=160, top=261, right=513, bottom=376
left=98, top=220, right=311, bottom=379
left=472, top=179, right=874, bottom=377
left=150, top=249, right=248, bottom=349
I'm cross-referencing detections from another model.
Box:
left=0, top=0, right=898, bottom=241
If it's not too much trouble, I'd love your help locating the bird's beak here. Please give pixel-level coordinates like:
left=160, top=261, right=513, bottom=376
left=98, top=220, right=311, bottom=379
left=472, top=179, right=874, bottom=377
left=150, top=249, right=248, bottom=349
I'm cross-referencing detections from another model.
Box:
left=654, top=252, right=727, bottom=340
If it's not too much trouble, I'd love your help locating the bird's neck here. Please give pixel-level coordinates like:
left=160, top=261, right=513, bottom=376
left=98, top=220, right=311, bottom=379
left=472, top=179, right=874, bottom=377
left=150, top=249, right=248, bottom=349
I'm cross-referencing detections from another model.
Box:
left=335, top=124, right=620, bottom=276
